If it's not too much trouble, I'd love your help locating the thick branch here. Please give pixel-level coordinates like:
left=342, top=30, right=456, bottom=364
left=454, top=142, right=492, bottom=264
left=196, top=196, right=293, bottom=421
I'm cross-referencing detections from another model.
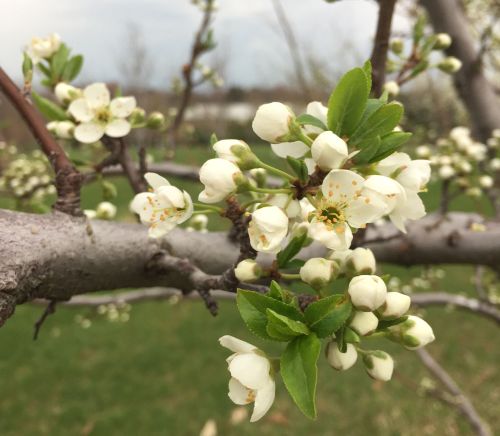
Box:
left=0, top=67, right=82, bottom=215
left=370, top=0, right=397, bottom=96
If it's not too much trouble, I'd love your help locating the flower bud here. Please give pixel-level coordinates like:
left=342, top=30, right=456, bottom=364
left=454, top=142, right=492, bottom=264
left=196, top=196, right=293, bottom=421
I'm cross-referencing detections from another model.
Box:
left=55, top=121, right=75, bottom=139
left=248, top=206, right=288, bottom=253
left=349, top=311, right=378, bottom=336
left=198, top=158, right=243, bottom=203
left=300, top=257, right=339, bottom=290
left=252, top=102, right=294, bottom=143
left=129, top=107, right=146, bottom=126
left=147, top=111, right=166, bottom=130
left=439, top=165, right=455, bottom=180
left=326, top=342, right=357, bottom=371
left=390, top=38, right=404, bottom=54
left=234, top=259, right=262, bottom=283
left=383, top=81, right=400, bottom=96
left=438, top=56, right=462, bottom=74
left=213, top=139, right=259, bottom=169
left=55, top=83, right=82, bottom=104
left=416, top=145, right=431, bottom=158
left=479, top=175, right=493, bottom=189
left=189, top=214, right=208, bottom=231
left=249, top=168, right=267, bottom=187
left=96, top=201, right=117, bottom=220
left=378, top=292, right=411, bottom=318
left=311, top=131, right=349, bottom=170
left=344, top=248, right=376, bottom=276
left=327, top=249, right=352, bottom=271
left=434, top=33, right=452, bottom=50
left=390, top=315, right=435, bottom=350
left=362, top=351, right=394, bottom=381
left=84, top=209, right=97, bottom=219
left=348, top=275, right=387, bottom=311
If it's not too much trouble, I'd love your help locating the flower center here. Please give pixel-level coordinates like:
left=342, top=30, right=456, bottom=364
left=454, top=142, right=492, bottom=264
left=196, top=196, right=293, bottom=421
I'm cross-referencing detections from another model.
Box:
left=314, top=199, right=347, bottom=230
left=95, top=107, right=112, bottom=123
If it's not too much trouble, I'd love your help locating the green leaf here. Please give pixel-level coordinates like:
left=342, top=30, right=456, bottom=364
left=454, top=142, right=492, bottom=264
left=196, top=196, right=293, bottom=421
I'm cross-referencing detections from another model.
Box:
left=350, top=102, right=403, bottom=146
left=62, top=55, right=83, bottom=82
left=413, top=13, right=426, bottom=44
left=304, top=294, right=352, bottom=338
left=266, top=309, right=310, bottom=341
left=37, top=62, right=51, bottom=78
left=357, top=98, right=383, bottom=128
left=277, top=232, right=308, bottom=268
left=368, top=131, right=412, bottom=163
left=336, top=325, right=347, bottom=352
left=210, top=132, right=218, bottom=146
left=377, top=316, right=408, bottom=331
left=285, top=258, right=306, bottom=270
left=31, top=91, right=68, bottom=121
left=362, top=60, right=372, bottom=96
left=50, top=44, right=70, bottom=81
left=296, top=113, right=327, bottom=131
left=236, top=289, right=303, bottom=340
left=352, top=136, right=381, bottom=165
left=344, top=327, right=360, bottom=343
left=22, top=53, right=33, bottom=80
left=268, top=280, right=285, bottom=301
left=327, top=67, right=368, bottom=136
left=281, top=334, right=321, bottom=419
left=286, top=156, right=309, bottom=183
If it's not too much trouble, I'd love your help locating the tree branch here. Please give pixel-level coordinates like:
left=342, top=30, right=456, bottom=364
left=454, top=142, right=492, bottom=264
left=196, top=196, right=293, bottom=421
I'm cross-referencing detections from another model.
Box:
left=0, top=67, right=82, bottom=215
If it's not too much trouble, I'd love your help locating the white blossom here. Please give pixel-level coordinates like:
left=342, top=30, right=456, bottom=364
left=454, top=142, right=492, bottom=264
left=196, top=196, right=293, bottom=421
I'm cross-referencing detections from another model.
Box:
left=376, top=152, right=431, bottom=192
left=363, top=351, right=394, bottom=381
left=326, top=342, right=358, bottom=371
left=252, top=102, right=294, bottom=143
left=439, top=165, right=455, bottom=180
left=248, top=206, right=288, bottom=253
left=479, top=175, right=493, bottom=189
left=213, top=139, right=251, bottom=164
left=348, top=275, right=387, bottom=311
left=311, top=131, right=349, bottom=171
left=96, top=201, right=117, bottom=220
left=397, top=315, right=436, bottom=350
left=349, top=311, right=379, bottom=336
left=130, top=172, right=193, bottom=238
left=55, top=83, right=82, bottom=104
left=69, top=83, right=136, bottom=143
left=270, top=141, right=309, bottom=159
left=379, top=292, right=411, bottom=318
left=344, top=247, right=376, bottom=276
left=383, top=81, right=400, bottom=96
left=219, top=335, right=275, bottom=422
left=299, top=258, right=338, bottom=290
left=304, top=101, right=328, bottom=135
left=234, top=259, right=262, bottom=283
left=27, top=33, right=61, bottom=63
left=198, top=158, right=242, bottom=203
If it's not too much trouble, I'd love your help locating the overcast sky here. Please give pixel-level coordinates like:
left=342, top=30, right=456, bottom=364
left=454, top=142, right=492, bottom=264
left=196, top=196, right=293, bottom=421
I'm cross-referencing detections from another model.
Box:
left=0, top=0, right=409, bottom=89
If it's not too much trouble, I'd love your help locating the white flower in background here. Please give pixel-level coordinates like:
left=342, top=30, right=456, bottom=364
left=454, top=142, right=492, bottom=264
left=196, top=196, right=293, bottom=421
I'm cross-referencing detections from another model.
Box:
left=55, top=83, right=82, bottom=105
left=326, top=342, right=358, bottom=371
left=304, top=101, right=328, bottom=135
left=83, top=209, right=97, bottom=219
left=47, top=121, right=75, bottom=139
left=130, top=172, right=193, bottom=238
left=364, top=175, right=425, bottom=233
left=449, top=126, right=472, bottom=149
left=489, top=158, right=500, bottom=171
left=348, top=275, right=387, bottom=311
left=234, top=259, right=262, bottom=283
left=27, top=33, right=61, bottom=63
left=69, top=83, right=136, bottom=143
left=219, top=335, right=275, bottom=423
left=344, top=247, right=376, bottom=276
left=379, top=292, right=411, bottom=318
left=248, top=206, right=288, bottom=253
left=438, top=56, right=462, bottom=73
left=186, top=214, right=208, bottom=232
left=307, top=170, right=387, bottom=250
left=95, top=201, right=117, bottom=220
left=311, top=131, right=349, bottom=171
left=299, top=258, right=338, bottom=290
left=376, top=152, right=431, bottom=192
left=416, top=145, right=431, bottom=158
left=267, top=193, right=300, bottom=218
left=434, top=33, right=452, bottom=50
left=479, top=175, right=493, bottom=189
left=395, top=315, right=435, bottom=350
left=199, top=419, right=217, bottom=436
left=466, top=143, right=487, bottom=161
left=383, top=81, right=400, bottom=96
left=349, top=311, right=379, bottom=336
left=439, top=165, right=455, bottom=180
left=213, top=139, right=251, bottom=163
left=252, top=102, right=294, bottom=143
left=362, top=351, right=394, bottom=381
left=198, top=158, right=242, bottom=203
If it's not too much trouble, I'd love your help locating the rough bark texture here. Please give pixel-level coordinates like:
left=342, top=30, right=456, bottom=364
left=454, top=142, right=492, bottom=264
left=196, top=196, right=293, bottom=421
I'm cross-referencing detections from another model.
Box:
left=1, top=209, right=500, bottom=326
left=421, top=0, right=500, bottom=142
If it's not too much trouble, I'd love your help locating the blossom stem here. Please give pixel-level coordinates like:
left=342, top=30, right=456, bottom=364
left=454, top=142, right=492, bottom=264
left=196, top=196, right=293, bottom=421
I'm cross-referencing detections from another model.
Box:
left=193, top=202, right=222, bottom=212
left=280, top=273, right=301, bottom=280
left=249, top=186, right=292, bottom=195
left=257, top=161, right=295, bottom=182
left=296, top=131, right=313, bottom=146
left=240, top=198, right=264, bottom=209
left=192, top=209, right=218, bottom=215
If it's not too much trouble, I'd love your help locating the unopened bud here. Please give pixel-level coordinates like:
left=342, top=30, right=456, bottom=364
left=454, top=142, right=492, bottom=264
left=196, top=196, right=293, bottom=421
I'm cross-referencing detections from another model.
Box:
left=344, top=248, right=376, bottom=276
left=348, top=275, right=387, bottom=311
left=300, top=257, right=339, bottom=290
left=249, top=168, right=267, bottom=187
left=326, top=342, right=357, bottom=371
left=147, top=111, right=166, bottom=130
left=390, top=38, right=404, bottom=54
left=383, top=81, right=400, bottom=97
left=434, top=33, right=452, bottom=50
left=479, top=175, right=493, bottom=189
left=378, top=292, right=411, bottom=318
left=234, top=259, right=262, bottom=283
left=362, top=350, right=394, bottom=381
left=438, top=56, right=462, bottom=74
left=389, top=315, right=435, bottom=350
left=349, top=311, right=379, bottom=336
left=96, top=201, right=117, bottom=220
left=129, top=107, right=146, bottom=126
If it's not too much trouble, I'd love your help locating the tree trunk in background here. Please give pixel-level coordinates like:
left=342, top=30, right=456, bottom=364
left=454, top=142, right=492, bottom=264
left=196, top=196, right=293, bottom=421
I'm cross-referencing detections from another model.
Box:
left=421, top=0, right=500, bottom=142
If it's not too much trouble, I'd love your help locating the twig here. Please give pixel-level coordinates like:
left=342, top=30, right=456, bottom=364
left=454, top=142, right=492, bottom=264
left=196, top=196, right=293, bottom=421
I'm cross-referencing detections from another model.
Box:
left=33, top=300, right=57, bottom=340
left=416, top=348, right=492, bottom=436
left=117, top=138, right=146, bottom=193
left=370, top=0, right=397, bottom=96
left=0, top=67, right=82, bottom=215
left=410, top=292, right=500, bottom=325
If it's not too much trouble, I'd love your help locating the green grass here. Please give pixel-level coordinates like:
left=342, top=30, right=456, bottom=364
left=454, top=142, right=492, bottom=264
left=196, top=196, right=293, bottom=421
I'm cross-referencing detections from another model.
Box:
left=0, top=144, right=498, bottom=435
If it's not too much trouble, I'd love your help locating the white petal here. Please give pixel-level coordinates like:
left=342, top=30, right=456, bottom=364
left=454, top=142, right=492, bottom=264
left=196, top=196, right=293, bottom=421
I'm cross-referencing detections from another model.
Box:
left=105, top=119, right=131, bottom=138
left=84, top=83, right=110, bottom=109
left=322, top=169, right=365, bottom=203
left=377, top=152, right=411, bottom=176
left=69, top=98, right=93, bottom=122
left=308, top=221, right=353, bottom=251
left=74, top=122, right=105, bottom=143
left=228, top=377, right=253, bottom=405
left=148, top=221, right=175, bottom=238
left=345, top=194, right=387, bottom=228
left=198, top=188, right=227, bottom=204
left=130, top=192, right=151, bottom=215
left=252, top=206, right=288, bottom=233
left=228, top=353, right=272, bottom=390
left=270, top=141, right=309, bottom=158
left=306, top=101, right=328, bottom=124
left=144, top=172, right=170, bottom=190
left=157, top=185, right=186, bottom=209
left=251, top=379, right=275, bottom=422
left=219, top=335, right=257, bottom=353
left=110, top=97, right=137, bottom=118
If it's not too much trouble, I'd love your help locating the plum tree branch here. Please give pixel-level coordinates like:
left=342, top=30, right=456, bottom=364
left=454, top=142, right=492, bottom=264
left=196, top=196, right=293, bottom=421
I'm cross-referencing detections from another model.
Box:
left=0, top=67, right=82, bottom=215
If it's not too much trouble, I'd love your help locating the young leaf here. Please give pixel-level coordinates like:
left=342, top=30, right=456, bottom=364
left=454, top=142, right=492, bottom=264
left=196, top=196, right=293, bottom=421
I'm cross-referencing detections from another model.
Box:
left=296, top=113, right=327, bottom=131
left=304, top=294, right=352, bottom=338
left=327, top=67, right=368, bottom=136
left=31, top=91, right=68, bottom=121
left=350, top=102, right=404, bottom=146
left=236, top=289, right=304, bottom=340
left=352, top=136, right=381, bottom=165
left=268, top=280, right=285, bottom=301
left=377, top=315, right=408, bottom=331
left=362, top=60, right=372, bottom=96
left=62, top=55, right=83, bottom=82
left=281, top=334, right=321, bottom=419
left=37, top=62, right=52, bottom=79
left=50, top=44, right=70, bottom=81
left=368, top=131, right=412, bottom=163
left=210, top=132, right=219, bottom=146
left=286, top=156, right=309, bottom=183
left=266, top=309, right=310, bottom=341
left=277, top=232, right=308, bottom=268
